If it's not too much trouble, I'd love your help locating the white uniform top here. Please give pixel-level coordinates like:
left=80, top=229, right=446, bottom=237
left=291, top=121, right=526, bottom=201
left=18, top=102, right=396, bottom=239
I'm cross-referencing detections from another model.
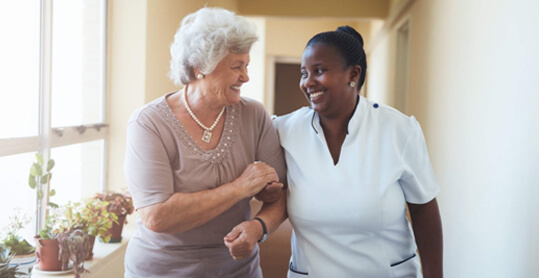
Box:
left=274, top=96, right=440, bottom=278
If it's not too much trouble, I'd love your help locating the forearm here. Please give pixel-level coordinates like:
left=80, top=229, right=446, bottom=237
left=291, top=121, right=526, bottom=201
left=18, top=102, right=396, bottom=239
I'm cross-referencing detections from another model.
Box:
left=140, top=181, right=245, bottom=234
left=255, top=189, right=287, bottom=234
left=408, top=198, right=443, bottom=278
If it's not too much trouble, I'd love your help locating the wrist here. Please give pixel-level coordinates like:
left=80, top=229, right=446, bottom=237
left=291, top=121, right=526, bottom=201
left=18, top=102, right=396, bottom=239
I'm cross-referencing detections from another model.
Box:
left=252, top=217, right=268, bottom=243
left=228, top=179, right=249, bottom=200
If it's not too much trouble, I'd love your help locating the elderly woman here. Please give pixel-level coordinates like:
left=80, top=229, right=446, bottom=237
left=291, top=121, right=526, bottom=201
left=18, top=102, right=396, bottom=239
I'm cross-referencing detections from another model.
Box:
left=123, top=7, right=286, bottom=277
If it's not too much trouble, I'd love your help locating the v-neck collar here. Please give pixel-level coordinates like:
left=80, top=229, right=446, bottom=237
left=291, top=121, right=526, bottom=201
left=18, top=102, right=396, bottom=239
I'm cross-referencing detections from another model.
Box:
left=157, top=92, right=240, bottom=164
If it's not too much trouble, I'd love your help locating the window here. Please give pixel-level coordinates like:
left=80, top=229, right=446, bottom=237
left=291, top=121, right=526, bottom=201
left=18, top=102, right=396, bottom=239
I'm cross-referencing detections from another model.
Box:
left=0, top=0, right=108, bottom=240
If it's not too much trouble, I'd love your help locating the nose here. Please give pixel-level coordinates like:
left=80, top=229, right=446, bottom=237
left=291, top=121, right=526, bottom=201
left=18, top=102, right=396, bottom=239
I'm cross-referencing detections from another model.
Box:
left=300, top=73, right=315, bottom=91
left=239, top=67, right=249, bottom=83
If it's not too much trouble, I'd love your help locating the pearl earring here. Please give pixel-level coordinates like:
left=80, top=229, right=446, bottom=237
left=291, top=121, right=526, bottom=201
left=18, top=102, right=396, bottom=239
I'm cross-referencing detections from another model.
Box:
left=197, top=73, right=204, bottom=79
left=349, top=81, right=356, bottom=88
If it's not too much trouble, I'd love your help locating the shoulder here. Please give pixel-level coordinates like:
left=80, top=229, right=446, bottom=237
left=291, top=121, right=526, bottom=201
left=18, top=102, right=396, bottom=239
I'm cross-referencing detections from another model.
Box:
left=273, top=106, right=312, bottom=129
left=363, top=97, right=409, bottom=123
left=361, top=97, right=418, bottom=134
left=237, top=97, right=267, bottom=115
left=128, top=94, right=169, bottom=126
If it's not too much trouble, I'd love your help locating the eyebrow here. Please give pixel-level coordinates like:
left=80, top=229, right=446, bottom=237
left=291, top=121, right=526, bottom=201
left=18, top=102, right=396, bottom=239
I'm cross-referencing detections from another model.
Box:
left=301, top=63, right=324, bottom=69
left=230, top=61, right=248, bottom=66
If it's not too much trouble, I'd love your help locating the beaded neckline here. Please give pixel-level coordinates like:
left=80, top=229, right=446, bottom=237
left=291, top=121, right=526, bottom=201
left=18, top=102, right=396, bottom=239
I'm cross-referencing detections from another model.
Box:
left=157, top=93, right=240, bottom=164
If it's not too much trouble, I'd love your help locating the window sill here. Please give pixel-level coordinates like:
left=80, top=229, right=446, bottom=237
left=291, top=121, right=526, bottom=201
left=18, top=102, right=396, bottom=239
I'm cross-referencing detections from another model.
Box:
left=31, top=228, right=133, bottom=277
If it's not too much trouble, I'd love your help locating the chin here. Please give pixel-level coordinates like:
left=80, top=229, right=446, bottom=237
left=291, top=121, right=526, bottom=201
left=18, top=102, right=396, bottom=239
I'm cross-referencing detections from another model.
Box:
left=227, top=96, right=242, bottom=105
left=311, top=104, right=329, bottom=116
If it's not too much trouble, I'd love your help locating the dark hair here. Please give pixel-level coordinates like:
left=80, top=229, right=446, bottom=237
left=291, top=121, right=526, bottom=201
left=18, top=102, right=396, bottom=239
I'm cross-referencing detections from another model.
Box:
left=306, top=25, right=367, bottom=91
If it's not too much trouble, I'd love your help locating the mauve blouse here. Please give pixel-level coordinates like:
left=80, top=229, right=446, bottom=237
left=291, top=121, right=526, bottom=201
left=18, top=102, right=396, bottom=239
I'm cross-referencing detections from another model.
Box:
left=124, top=93, right=286, bottom=277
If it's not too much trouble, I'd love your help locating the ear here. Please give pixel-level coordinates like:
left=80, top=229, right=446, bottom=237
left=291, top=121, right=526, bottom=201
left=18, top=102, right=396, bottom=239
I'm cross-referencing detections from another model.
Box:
left=193, top=68, right=205, bottom=80
left=349, top=65, right=361, bottom=84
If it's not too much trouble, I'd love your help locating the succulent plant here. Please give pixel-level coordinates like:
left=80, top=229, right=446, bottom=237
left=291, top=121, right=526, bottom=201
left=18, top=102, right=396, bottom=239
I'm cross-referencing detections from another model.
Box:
left=0, top=247, right=23, bottom=278
left=57, top=229, right=91, bottom=278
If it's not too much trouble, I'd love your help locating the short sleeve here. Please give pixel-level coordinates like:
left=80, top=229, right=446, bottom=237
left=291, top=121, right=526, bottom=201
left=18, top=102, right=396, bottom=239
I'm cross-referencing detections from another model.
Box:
left=124, top=114, right=174, bottom=210
left=253, top=104, right=287, bottom=186
left=399, top=116, right=440, bottom=204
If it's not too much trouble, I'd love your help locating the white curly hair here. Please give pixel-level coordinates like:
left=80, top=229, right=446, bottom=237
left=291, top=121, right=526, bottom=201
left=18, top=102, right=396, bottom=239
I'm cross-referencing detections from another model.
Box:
left=168, top=7, right=258, bottom=86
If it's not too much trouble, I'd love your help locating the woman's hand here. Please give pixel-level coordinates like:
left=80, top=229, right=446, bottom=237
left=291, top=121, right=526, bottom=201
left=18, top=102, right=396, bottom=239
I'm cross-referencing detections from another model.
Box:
left=234, top=162, right=280, bottom=199
left=224, top=219, right=263, bottom=260
left=254, top=182, right=284, bottom=204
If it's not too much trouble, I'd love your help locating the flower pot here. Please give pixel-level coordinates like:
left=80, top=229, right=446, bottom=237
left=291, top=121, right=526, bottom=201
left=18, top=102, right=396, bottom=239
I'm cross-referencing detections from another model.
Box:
left=9, top=252, right=37, bottom=275
left=34, top=236, right=66, bottom=271
left=107, top=214, right=126, bottom=243
left=86, top=235, right=96, bottom=260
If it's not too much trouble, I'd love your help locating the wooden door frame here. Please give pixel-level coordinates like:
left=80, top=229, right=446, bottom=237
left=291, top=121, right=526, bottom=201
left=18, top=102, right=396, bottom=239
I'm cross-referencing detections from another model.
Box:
left=265, top=56, right=302, bottom=115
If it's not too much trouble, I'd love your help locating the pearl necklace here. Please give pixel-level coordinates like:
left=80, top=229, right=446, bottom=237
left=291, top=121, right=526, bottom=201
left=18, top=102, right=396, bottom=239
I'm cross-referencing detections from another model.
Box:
left=182, top=88, right=226, bottom=143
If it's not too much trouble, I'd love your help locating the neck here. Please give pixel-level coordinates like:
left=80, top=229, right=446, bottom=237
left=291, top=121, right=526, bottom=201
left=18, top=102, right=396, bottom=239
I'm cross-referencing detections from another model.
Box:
left=182, top=85, right=226, bottom=128
left=319, top=94, right=358, bottom=135
left=183, top=84, right=225, bottom=115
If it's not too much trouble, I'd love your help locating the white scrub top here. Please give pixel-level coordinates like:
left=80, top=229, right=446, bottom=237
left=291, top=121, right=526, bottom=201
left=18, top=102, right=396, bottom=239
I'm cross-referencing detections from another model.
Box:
left=275, top=96, right=440, bottom=278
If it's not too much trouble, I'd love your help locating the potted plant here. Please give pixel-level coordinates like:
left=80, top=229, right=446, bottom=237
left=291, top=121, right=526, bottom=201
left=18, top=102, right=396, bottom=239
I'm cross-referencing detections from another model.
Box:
left=26, top=153, right=63, bottom=273
left=70, top=199, right=117, bottom=259
left=0, top=210, right=36, bottom=275
left=26, top=153, right=99, bottom=277
left=0, top=246, right=23, bottom=278
left=34, top=206, right=93, bottom=278
left=93, top=192, right=134, bottom=243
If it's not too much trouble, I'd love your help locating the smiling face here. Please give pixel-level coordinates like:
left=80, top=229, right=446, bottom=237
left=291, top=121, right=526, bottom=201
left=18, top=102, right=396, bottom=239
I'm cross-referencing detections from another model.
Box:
left=300, top=44, right=359, bottom=118
left=202, top=52, right=250, bottom=106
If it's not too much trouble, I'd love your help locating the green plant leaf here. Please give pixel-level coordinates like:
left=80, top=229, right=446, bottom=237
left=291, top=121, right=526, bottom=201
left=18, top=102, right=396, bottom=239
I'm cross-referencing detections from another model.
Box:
left=36, top=153, right=44, bottom=165
left=47, top=159, right=55, bottom=172
left=101, top=235, right=111, bottom=243
left=33, top=163, right=43, bottom=176
left=48, top=202, right=59, bottom=208
left=40, top=175, right=49, bottom=184
left=30, top=164, right=38, bottom=177
left=50, top=189, right=56, bottom=197
left=37, top=190, right=43, bottom=200
left=29, top=174, right=37, bottom=189
left=39, top=229, right=49, bottom=239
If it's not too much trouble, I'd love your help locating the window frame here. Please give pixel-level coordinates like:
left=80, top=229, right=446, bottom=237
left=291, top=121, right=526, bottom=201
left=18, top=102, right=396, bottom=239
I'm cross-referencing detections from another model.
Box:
left=0, top=0, right=109, bottom=232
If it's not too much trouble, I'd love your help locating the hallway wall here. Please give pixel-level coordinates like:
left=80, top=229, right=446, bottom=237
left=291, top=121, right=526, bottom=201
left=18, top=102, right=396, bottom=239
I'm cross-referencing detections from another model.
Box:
left=367, top=0, right=539, bottom=276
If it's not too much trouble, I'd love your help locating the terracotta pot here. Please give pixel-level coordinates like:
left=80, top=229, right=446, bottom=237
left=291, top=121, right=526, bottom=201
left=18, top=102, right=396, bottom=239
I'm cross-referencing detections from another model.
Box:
left=86, top=235, right=96, bottom=260
left=107, top=214, right=126, bottom=243
left=34, top=236, right=65, bottom=271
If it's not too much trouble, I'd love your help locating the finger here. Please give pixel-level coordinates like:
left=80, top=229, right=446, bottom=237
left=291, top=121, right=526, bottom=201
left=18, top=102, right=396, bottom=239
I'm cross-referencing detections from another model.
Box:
left=224, top=227, right=241, bottom=242
left=265, top=182, right=284, bottom=191
left=229, top=241, right=248, bottom=258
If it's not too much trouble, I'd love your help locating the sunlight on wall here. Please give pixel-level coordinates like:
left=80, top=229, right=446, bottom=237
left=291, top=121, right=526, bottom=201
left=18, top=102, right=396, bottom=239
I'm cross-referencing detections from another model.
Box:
left=241, top=17, right=266, bottom=104
left=367, top=0, right=539, bottom=277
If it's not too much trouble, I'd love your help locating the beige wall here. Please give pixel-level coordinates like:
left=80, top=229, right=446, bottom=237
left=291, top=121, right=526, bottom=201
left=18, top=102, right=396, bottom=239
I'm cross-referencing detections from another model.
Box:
left=367, top=0, right=539, bottom=276
left=265, top=17, right=373, bottom=58
left=238, top=0, right=389, bottom=19
left=107, top=0, right=148, bottom=192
